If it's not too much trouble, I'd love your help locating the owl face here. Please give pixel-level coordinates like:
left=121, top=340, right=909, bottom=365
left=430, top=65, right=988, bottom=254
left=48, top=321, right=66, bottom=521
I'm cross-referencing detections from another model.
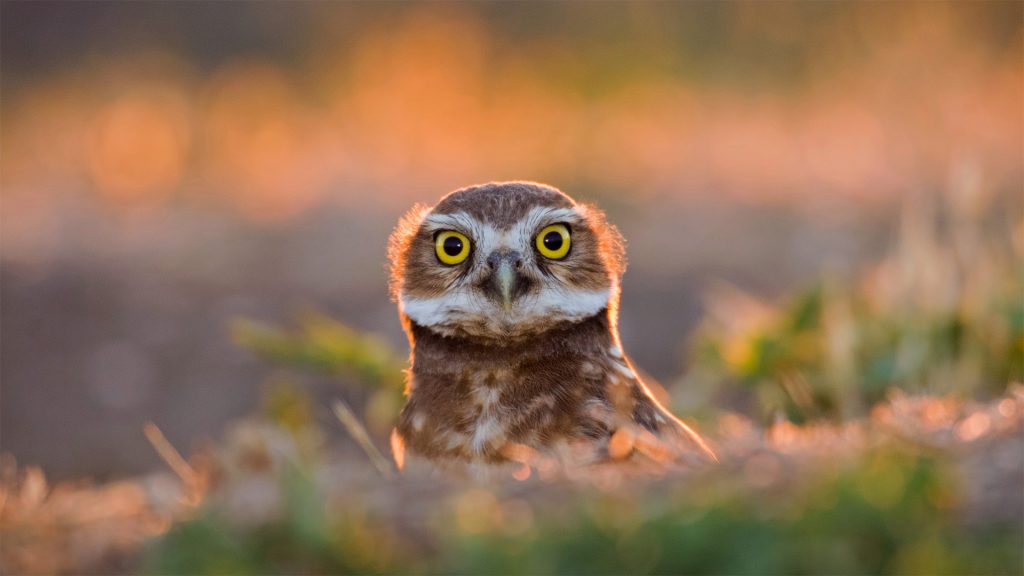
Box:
left=389, top=182, right=625, bottom=341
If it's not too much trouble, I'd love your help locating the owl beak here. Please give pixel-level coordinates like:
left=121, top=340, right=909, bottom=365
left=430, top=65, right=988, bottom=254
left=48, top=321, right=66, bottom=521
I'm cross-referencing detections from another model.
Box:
left=486, top=250, right=524, bottom=311
left=495, top=262, right=517, bottom=311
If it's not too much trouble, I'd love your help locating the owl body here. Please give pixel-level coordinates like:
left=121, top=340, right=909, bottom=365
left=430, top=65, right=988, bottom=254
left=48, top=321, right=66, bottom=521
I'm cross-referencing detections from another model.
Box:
left=388, top=182, right=714, bottom=470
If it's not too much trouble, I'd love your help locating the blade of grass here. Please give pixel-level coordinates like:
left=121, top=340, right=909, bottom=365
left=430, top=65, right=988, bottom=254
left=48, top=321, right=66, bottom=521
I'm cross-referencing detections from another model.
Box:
left=332, top=400, right=394, bottom=479
left=143, top=422, right=196, bottom=486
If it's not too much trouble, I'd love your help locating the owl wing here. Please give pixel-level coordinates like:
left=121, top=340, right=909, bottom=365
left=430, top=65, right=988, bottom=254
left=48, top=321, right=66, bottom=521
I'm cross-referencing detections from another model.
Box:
left=600, top=353, right=718, bottom=466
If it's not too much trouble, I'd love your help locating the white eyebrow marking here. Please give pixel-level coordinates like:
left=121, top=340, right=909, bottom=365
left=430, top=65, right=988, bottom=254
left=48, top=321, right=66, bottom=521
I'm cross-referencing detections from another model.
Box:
left=423, top=206, right=583, bottom=235
left=420, top=212, right=483, bottom=235
left=534, top=206, right=583, bottom=223
left=512, top=206, right=584, bottom=242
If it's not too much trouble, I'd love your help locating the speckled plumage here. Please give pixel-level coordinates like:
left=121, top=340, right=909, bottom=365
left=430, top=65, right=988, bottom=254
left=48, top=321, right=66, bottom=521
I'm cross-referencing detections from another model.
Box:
left=388, top=182, right=715, bottom=471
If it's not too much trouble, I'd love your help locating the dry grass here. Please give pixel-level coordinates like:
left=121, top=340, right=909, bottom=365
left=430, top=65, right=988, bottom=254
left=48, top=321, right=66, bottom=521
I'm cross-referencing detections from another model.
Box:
left=2, top=387, right=1020, bottom=575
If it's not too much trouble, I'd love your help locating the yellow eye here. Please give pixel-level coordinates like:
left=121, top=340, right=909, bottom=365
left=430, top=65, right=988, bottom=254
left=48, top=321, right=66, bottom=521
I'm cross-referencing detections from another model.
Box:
left=536, top=223, right=571, bottom=260
left=435, top=230, right=471, bottom=265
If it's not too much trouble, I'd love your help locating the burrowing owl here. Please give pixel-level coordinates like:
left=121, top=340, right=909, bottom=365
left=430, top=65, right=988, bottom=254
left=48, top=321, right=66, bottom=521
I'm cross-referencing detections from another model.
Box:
left=388, top=182, right=715, bottom=472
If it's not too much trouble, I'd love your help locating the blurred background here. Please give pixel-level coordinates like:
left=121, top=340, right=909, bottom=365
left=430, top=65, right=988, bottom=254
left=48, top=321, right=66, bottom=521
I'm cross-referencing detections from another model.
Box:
left=1, top=2, right=1021, bottom=482
left=3, top=3, right=1023, bottom=574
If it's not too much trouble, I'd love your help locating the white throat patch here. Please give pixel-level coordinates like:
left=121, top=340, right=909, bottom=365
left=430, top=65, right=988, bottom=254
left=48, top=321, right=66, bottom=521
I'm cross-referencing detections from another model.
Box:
left=400, top=285, right=612, bottom=338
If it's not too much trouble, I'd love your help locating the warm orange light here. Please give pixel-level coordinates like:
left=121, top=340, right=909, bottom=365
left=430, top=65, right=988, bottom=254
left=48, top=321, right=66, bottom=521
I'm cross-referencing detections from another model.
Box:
left=955, top=412, right=991, bottom=442
left=0, top=3, right=1019, bottom=225
left=88, top=93, right=189, bottom=208
left=201, top=63, right=330, bottom=221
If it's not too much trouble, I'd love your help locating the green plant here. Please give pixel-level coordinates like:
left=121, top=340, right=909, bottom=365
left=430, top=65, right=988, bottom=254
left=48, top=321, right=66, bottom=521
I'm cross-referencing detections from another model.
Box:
left=687, top=190, right=1023, bottom=422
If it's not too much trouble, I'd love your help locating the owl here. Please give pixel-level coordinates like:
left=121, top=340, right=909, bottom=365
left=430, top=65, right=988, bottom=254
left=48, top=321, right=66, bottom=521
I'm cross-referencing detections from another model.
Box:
left=387, top=182, right=715, bottom=473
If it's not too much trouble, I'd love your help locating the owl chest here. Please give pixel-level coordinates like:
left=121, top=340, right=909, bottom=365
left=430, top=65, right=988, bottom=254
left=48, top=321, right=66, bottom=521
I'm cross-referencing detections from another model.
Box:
left=460, top=377, right=510, bottom=455
left=404, top=365, right=593, bottom=460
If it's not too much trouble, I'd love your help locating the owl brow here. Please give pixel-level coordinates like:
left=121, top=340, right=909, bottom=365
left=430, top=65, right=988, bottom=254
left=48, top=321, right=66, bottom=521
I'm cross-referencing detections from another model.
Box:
left=420, top=212, right=479, bottom=237
left=521, top=206, right=585, bottom=235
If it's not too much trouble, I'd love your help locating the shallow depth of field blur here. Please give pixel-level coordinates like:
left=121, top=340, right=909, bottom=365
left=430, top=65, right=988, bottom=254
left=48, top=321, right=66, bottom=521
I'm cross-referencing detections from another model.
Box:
left=1, top=2, right=1022, bottom=575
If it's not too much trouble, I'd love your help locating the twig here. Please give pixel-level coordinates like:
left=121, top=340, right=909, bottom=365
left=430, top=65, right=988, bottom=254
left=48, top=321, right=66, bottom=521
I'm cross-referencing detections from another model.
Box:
left=332, top=400, right=395, bottom=479
left=143, top=422, right=196, bottom=485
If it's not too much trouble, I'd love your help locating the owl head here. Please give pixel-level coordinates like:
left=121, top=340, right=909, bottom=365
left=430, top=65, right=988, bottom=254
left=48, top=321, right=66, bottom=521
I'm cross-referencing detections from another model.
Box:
left=389, top=182, right=626, bottom=342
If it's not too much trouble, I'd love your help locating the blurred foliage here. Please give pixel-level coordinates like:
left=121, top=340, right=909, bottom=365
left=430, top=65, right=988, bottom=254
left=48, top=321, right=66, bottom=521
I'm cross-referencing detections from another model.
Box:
left=149, top=470, right=383, bottom=576
left=232, top=313, right=407, bottom=435
left=687, top=188, right=1024, bottom=423
left=231, top=313, right=406, bottom=390
left=146, top=418, right=1022, bottom=575
left=447, top=451, right=1019, bottom=576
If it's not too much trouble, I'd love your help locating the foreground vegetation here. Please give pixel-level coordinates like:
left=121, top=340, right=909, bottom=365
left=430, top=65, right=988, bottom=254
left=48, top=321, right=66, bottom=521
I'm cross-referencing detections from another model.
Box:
left=144, top=387, right=1021, bottom=575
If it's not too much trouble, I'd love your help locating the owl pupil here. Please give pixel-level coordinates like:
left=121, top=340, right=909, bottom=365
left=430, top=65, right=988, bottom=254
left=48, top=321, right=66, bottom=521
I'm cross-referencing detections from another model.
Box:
left=543, top=231, right=563, bottom=251
left=442, top=236, right=463, bottom=256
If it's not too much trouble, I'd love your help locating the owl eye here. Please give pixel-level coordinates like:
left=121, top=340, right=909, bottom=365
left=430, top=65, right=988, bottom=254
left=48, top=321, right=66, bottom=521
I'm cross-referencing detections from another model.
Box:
left=434, top=230, right=471, bottom=265
left=536, top=223, right=571, bottom=260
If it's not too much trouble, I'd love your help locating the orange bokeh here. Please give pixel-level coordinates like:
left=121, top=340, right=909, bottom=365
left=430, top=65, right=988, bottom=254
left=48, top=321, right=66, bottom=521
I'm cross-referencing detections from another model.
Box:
left=0, top=2, right=1018, bottom=237
left=200, top=63, right=335, bottom=221
left=88, top=91, right=190, bottom=209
